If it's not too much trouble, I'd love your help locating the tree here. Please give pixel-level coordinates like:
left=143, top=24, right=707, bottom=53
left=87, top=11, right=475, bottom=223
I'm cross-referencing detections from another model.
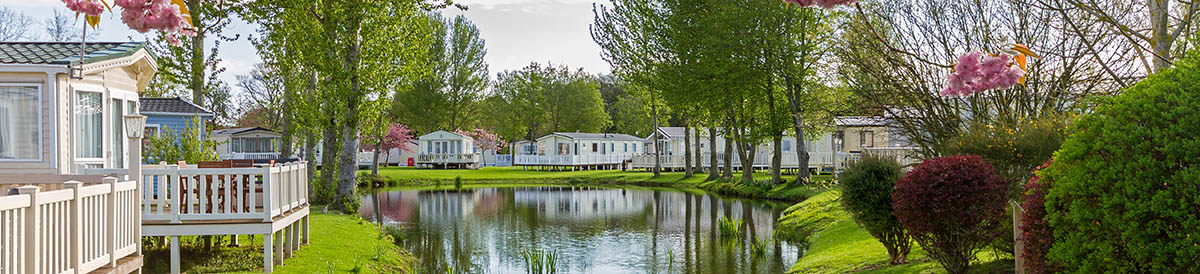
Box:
left=839, top=153, right=910, bottom=264
left=444, top=15, right=489, bottom=130
left=363, top=124, right=413, bottom=175
left=42, top=8, right=101, bottom=42
left=456, top=128, right=505, bottom=167
left=143, top=0, right=241, bottom=124
left=486, top=63, right=611, bottom=142
left=0, top=7, right=35, bottom=41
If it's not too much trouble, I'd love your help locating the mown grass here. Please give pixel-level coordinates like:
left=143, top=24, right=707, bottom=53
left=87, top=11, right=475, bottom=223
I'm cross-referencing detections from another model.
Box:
left=362, top=166, right=832, bottom=202
left=144, top=213, right=416, bottom=274
left=780, top=191, right=1014, bottom=274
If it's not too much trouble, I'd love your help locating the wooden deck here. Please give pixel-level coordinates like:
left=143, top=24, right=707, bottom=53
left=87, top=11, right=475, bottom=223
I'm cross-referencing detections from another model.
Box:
left=139, top=161, right=310, bottom=273
left=513, top=155, right=632, bottom=171
left=416, top=153, right=480, bottom=169
left=1, top=178, right=143, bottom=274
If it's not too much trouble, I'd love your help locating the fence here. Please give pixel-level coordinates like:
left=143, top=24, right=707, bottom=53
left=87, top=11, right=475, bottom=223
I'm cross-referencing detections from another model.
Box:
left=141, top=162, right=308, bottom=223
left=514, top=155, right=629, bottom=166
left=0, top=177, right=140, bottom=274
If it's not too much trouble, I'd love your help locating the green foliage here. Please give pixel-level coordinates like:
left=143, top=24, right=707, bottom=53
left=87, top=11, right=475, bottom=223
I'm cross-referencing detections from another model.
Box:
left=839, top=153, right=910, bottom=264
left=485, top=63, right=612, bottom=142
left=142, top=116, right=219, bottom=164
left=1044, top=52, right=1200, bottom=273
left=718, top=217, right=743, bottom=238
left=518, top=248, right=559, bottom=274
left=454, top=176, right=462, bottom=190
left=942, top=115, right=1072, bottom=190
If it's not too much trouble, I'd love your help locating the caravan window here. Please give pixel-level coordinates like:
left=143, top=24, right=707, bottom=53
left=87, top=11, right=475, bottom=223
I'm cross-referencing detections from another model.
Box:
left=0, top=85, right=40, bottom=160
left=75, top=91, right=103, bottom=159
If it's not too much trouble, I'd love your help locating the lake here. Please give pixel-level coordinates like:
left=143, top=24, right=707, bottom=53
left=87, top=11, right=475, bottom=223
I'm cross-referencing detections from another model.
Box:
left=360, top=186, right=800, bottom=274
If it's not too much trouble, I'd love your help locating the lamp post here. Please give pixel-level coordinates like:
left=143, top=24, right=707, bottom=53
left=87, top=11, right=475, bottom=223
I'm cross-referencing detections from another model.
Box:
left=123, top=114, right=146, bottom=258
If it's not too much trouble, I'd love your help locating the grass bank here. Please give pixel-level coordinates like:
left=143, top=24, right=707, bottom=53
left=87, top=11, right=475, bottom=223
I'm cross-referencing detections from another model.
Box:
left=144, top=213, right=415, bottom=274
left=778, top=191, right=1014, bottom=273
left=360, top=166, right=833, bottom=202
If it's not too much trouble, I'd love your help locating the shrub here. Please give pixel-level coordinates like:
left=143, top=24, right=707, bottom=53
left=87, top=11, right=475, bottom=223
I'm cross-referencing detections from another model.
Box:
left=454, top=176, right=463, bottom=190
left=1043, top=52, right=1200, bottom=273
left=1020, top=160, right=1055, bottom=274
left=943, top=114, right=1071, bottom=197
left=892, top=155, right=1007, bottom=274
left=839, top=153, right=910, bottom=264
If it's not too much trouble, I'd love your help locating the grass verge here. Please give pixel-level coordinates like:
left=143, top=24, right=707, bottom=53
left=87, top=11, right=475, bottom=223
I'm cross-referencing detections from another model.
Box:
left=143, top=213, right=416, bottom=274
left=360, top=166, right=832, bottom=202
left=778, top=191, right=1014, bottom=274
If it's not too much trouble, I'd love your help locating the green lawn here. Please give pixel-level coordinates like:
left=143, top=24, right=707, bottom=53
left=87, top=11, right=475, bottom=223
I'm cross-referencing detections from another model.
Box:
left=364, top=166, right=832, bottom=202
left=780, top=191, right=1014, bottom=274
left=144, top=213, right=415, bottom=274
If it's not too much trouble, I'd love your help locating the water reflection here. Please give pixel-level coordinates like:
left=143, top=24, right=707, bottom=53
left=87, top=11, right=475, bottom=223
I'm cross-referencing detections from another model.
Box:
left=360, top=186, right=799, bottom=274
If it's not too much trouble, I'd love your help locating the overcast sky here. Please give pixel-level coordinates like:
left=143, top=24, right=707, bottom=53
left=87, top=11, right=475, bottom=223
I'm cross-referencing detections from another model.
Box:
left=1, top=0, right=612, bottom=95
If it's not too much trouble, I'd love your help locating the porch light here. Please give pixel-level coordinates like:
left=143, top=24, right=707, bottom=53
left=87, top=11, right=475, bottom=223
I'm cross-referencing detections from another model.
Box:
left=124, top=114, right=147, bottom=138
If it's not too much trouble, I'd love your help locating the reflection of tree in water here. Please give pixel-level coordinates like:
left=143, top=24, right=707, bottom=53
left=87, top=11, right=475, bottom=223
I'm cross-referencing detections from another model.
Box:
left=363, top=186, right=800, bottom=274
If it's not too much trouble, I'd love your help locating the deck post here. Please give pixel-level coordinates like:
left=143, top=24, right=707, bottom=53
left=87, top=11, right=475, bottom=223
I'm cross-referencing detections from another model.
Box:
left=169, top=236, right=180, bottom=274
left=290, top=222, right=299, bottom=252
left=105, top=177, right=118, bottom=267
left=65, top=181, right=83, bottom=274
left=283, top=225, right=293, bottom=259
left=302, top=215, right=310, bottom=244
left=263, top=232, right=274, bottom=273
left=275, top=230, right=285, bottom=264
left=19, top=186, right=40, bottom=274
left=262, top=165, right=274, bottom=222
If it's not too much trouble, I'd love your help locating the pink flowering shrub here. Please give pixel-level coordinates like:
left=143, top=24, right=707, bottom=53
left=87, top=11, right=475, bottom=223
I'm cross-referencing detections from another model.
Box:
left=64, top=0, right=194, bottom=45
left=782, top=0, right=857, bottom=8
left=362, top=124, right=414, bottom=152
left=455, top=128, right=507, bottom=153
left=940, top=52, right=1026, bottom=96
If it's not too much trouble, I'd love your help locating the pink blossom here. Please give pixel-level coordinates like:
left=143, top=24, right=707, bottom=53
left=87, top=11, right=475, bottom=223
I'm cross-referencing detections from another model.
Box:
left=362, top=124, right=414, bottom=152
left=63, top=0, right=105, bottom=17
left=456, top=128, right=507, bottom=153
left=941, top=52, right=1026, bottom=96
left=782, top=0, right=858, bottom=9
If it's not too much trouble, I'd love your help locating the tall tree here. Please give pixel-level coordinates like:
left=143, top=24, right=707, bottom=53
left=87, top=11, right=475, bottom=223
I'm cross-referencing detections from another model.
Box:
left=144, top=0, right=239, bottom=124
left=444, top=15, right=489, bottom=130
left=487, top=63, right=611, bottom=142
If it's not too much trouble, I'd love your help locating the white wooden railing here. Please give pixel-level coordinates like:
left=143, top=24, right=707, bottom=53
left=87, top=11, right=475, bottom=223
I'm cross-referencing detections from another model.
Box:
left=514, top=155, right=629, bottom=166
left=631, top=151, right=879, bottom=170
left=220, top=152, right=280, bottom=160
left=0, top=177, right=141, bottom=274
left=417, top=153, right=480, bottom=164
left=140, top=162, right=308, bottom=223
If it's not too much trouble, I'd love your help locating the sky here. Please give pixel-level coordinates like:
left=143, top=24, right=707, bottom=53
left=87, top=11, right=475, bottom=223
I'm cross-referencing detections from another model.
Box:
left=1, top=0, right=612, bottom=95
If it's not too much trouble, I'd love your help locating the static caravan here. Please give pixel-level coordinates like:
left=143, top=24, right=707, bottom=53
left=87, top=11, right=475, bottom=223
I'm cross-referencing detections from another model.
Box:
left=514, top=132, right=642, bottom=170
left=416, top=130, right=479, bottom=169
left=211, top=127, right=282, bottom=160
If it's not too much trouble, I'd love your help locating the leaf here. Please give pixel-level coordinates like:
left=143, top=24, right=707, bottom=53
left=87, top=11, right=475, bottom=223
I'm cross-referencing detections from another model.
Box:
left=86, top=15, right=101, bottom=28
left=172, top=0, right=195, bottom=27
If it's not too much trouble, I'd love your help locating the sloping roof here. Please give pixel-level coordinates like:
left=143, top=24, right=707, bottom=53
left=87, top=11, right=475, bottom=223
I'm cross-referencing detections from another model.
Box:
left=418, top=130, right=470, bottom=140
left=836, top=116, right=889, bottom=127
left=547, top=132, right=643, bottom=142
left=0, top=42, right=147, bottom=65
left=140, top=97, right=214, bottom=116
left=211, top=127, right=277, bottom=136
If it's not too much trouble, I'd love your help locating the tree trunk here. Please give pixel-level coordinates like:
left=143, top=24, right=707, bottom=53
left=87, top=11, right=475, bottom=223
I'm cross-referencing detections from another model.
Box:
left=187, top=0, right=205, bottom=110
left=694, top=124, right=702, bottom=173
left=740, top=140, right=756, bottom=184
left=651, top=102, right=661, bottom=177
left=722, top=134, right=733, bottom=179
left=371, top=146, right=381, bottom=175
left=771, top=134, right=782, bottom=184
left=683, top=117, right=693, bottom=178
left=320, top=117, right=339, bottom=194
left=279, top=97, right=293, bottom=159
left=793, top=124, right=810, bottom=184
left=304, top=131, right=316, bottom=182
left=1149, top=0, right=1172, bottom=71
left=708, top=126, right=719, bottom=180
